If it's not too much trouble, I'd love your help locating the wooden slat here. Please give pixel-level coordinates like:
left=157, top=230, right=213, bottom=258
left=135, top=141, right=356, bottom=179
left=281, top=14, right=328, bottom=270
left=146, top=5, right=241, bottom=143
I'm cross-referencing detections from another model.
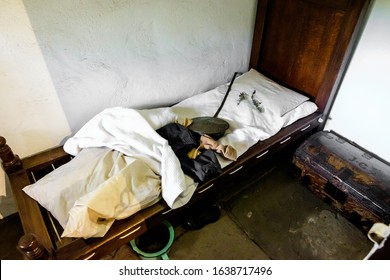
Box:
left=22, top=146, right=69, bottom=171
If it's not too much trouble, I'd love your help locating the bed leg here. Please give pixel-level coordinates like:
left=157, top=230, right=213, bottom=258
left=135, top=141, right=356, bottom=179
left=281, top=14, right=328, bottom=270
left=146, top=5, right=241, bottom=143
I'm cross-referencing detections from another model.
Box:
left=17, top=233, right=54, bottom=260
left=0, top=136, right=22, bottom=173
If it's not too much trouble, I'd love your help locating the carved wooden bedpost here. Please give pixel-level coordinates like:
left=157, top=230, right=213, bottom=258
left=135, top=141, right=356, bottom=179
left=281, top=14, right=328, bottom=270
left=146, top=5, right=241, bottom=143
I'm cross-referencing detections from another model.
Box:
left=18, top=233, right=54, bottom=260
left=0, top=136, right=22, bottom=173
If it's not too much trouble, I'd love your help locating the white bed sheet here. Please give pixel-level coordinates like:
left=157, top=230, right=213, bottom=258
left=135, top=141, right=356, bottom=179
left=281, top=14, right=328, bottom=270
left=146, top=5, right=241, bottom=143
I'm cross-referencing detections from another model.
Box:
left=171, top=70, right=318, bottom=167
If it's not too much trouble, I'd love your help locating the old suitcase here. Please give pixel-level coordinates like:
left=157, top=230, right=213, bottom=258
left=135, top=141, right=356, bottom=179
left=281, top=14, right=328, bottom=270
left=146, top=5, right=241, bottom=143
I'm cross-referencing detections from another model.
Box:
left=293, top=131, right=390, bottom=232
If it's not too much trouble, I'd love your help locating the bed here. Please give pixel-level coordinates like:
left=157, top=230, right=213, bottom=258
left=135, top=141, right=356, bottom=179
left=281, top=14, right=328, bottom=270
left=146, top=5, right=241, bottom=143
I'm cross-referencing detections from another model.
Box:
left=1, top=0, right=371, bottom=259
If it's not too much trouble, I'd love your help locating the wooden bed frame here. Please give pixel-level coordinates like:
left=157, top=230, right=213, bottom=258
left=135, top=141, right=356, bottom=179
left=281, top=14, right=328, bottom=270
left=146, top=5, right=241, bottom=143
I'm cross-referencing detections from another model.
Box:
left=1, top=0, right=372, bottom=260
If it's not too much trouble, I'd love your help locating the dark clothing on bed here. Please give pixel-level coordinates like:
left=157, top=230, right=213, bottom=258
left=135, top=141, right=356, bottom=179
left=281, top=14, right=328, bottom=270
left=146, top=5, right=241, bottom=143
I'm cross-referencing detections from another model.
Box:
left=157, top=123, right=221, bottom=183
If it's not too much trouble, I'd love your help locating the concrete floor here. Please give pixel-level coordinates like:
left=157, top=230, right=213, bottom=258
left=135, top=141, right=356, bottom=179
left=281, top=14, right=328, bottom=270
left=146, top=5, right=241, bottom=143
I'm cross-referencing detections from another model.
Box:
left=0, top=158, right=373, bottom=260
left=223, top=165, right=372, bottom=260
left=103, top=210, right=270, bottom=260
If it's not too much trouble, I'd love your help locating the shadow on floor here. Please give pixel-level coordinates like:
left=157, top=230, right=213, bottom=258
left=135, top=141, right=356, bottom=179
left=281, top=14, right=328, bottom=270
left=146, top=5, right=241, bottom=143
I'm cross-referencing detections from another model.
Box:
left=223, top=163, right=372, bottom=260
left=0, top=213, right=24, bottom=260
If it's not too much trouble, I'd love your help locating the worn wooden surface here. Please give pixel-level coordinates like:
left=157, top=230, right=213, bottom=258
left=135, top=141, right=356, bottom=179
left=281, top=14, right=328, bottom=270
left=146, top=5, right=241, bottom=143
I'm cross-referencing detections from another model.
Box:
left=0, top=136, right=22, bottom=173
left=250, top=0, right=370, bottom=117
left=293, top=131, right=390, bottom=232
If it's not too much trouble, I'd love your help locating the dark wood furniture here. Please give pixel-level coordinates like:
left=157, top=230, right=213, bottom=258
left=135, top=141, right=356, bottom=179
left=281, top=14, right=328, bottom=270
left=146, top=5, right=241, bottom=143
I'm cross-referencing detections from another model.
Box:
left=293, top=131, right=390, bottom=233
left=1, top=0, right=372, bottom=259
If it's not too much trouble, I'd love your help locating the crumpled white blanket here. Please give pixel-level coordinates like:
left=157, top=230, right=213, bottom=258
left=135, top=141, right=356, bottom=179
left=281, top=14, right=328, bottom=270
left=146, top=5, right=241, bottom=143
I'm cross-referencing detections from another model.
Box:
left=24, top=107, right=196, bottom=238
left=63, top=107, right=196, bottom=209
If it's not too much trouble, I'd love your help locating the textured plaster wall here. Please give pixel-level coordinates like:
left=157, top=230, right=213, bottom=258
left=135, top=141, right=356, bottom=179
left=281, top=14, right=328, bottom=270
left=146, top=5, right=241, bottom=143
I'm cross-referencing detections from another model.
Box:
left=22, top=0, right=257, bottom=133
left=0, top=0, right=71, bottom=157
left=0, top=0, right=256, bottom=216
left=325, top=0, right=390, bottom=162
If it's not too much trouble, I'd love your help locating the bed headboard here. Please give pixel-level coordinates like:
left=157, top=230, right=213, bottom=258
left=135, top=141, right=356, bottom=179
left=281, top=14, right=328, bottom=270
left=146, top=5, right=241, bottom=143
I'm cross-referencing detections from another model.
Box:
left=249, top=0, right=372, bottom=118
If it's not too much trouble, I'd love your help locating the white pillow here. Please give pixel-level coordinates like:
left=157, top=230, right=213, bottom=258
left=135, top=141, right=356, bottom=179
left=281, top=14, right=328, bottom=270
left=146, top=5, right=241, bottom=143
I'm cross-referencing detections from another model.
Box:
left=172, top=69, right=315, bottom=131
left=231, top=69, right=309, bottom=117
left=282, top=101, right=318, bottom=127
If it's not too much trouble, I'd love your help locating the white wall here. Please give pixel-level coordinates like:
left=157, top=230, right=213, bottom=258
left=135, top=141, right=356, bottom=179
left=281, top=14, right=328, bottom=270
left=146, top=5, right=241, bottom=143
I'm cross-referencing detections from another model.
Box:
left=0, top=0, right=72, bottom=158
left=0, top=0, right=257, bottom=218
left=1, top=0, right=257, bottom=158
left=20, top=0, right=257, bottom=137
left=325, top=0, right=390, bottom=162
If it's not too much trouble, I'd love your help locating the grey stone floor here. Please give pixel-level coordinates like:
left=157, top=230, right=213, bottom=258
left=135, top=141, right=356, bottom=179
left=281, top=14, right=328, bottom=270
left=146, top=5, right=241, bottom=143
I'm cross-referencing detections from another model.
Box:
left=223, top=165, right=372, bottom=260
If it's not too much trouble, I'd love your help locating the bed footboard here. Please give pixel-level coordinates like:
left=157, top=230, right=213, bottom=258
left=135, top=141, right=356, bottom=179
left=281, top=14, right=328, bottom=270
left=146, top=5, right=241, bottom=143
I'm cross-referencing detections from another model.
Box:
left=1, top=136, right=69, bottom=259
left=1, top=137, right=48, bottom=259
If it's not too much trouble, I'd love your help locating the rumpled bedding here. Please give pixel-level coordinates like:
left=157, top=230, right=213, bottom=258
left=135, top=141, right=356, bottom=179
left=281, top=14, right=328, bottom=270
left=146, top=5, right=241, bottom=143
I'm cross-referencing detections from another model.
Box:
left=24, top=107, right=196, bottom=238
left=63, top=107, right=195, bottom=209
left=22, top=69, right=318, bottom=239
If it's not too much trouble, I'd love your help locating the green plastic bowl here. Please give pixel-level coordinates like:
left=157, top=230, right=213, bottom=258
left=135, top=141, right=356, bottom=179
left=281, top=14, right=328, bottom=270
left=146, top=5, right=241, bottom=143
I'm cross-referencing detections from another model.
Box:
left=130, top=220, right=174, bottom=260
